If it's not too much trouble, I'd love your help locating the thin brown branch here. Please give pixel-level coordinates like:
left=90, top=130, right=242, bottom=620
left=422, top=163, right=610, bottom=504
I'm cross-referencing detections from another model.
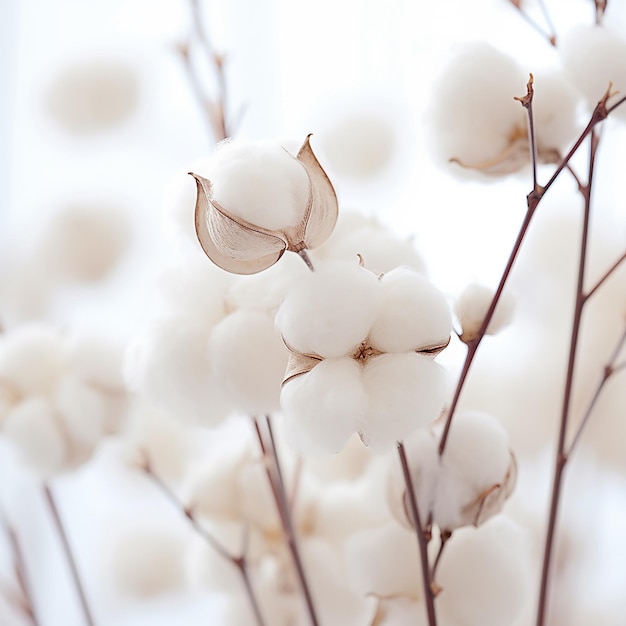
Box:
left=507, top=0, right=557, bottom=46
left=536, top=127, right=598, bottom=626
left=584, top=250, right=626, bottom=301
left=567, top=322, right=626, bottom=454
left=141, top=460, right=266, bottom=626
left=297, top=249, right=316, bottom=272
left=253, top=418, right=320, bottom=626
left=43, top=484, right=95, bottom=626
left=397, top=443, right=437, bottom=626
left=430, top=529, right=452, bottom=587
left=515, top=74, right=539, bottom=194
left=595, top=0, right=608, bottom=25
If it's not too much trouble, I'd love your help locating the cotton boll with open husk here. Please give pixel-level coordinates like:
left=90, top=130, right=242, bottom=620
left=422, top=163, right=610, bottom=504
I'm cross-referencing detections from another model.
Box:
left=38, top=204, right=130, bottom=283
left=454, top=283, right=515, bottom=343
left=276, top=261, right=382, bottom=358
left=437, top=517, right=531, bottom=626
left=561, top=26, right=626, bottom=122
left=369, top=268, right=451, bottom=353
left=209, top=309, right=288, bottom=415
left=44, top=57, right=139, bottom=135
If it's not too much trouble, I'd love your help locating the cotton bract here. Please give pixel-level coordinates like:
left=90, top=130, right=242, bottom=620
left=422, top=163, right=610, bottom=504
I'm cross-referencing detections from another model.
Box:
left=277, top=262, right=451, bottom=454
left=192, top=136, right=338, bottom=274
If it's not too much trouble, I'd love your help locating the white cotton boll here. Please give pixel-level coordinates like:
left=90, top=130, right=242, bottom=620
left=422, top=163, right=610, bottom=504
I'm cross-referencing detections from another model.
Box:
left=437, top=517, right=531, bottom=626
left=276, top=262, right=382, bottom=358
left=0, top=325, right=65, bottom=396
left=429, top=43, right=526, bottom=174
left=107, top=525, right=186, bottom=598
left=64, top=334, right=126, bottom=390
left=125, top=316, right=232, bottom=426
left=155, top=254, right=231, bottom=323
left=561, top=26, right=626, bottom=121
left=362, top=354, right=447, bottom=452
left=533, top=71, right=581, bottom=154
left=375, top=597, right=429, bottom=626
left=208, top=140, right=310, bottom=231
left=44, top=58, right=139, bottom=135
left=2, top=398, right=67, bottom=475
left=344, top=522, right=422, bottom=598
left=455, top=283, right=515, bottom=341
left=306, top=431, right=374, bottom=482
left=209, top=310, right=288, bottom=415
left=281, top=358, right=367, bottom=455
left=55, top=375, right=108, bottom=448
left=370, top=269, right=451, bottom=353
left=38, top=204, right=130, bottom=282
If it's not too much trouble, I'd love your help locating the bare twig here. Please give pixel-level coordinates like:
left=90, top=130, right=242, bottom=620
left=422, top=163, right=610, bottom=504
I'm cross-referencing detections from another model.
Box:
left=584, top=250, right=626, bottom=301
left=298, top=249, right=316, bottom=272
left=141, top=460, right=266, bottom=626
left=515, top=74, right=538, bottom=191
left=43, top=484, right=95, bottom=626
left=536, top=126, right=599, bottom=626
left=430, top=529, right=452, bottom=587
left=253, top=417, right=319, bottom=626
left=595, top=0, right=608, bottom=25
left=397, top=443, right=437, bottom=626
left=507, top=0, right=557, bottom=46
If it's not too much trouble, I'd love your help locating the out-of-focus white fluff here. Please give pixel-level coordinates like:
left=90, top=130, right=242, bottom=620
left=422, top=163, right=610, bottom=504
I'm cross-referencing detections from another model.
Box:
left=209, top=309, right=288, bottom=415
left=38, top=205, right=130, bottom=282
left=281, top=358, right=367, bottom=455
left=561, top=26, right=626, bottom=121
left=369, top=269, right=452, bottom=353
left=125, top=316, right=232, bottom=425
left=276, top=262, right=382, bottom=358
left=454, top=283, right=515, bottom=340
left=343, top=522, right=422, bottom=597
left=107, top=525, right=186, bottom=598
left=44, top=58, right=139, bottom=135
left=208, top=140, right=310, bottom=231
left=63, top=334, right=126, bottom=390
left=3, top=398, right=67, bottom=476
left=361, top=354, right=447, bottom=452
left=428, top=43, right=526, bottom=169
left=0, top=325, right=65, bottom=396
left=437, top=517, right=531, bottom=626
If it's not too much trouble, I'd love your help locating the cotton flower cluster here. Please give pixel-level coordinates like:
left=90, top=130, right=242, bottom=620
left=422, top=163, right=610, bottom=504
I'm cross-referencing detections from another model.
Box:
left=0, top=324, right=128, bottom=476
left=191, top=135, right=338, bottom=274
left=276, top=261, right=451, bottom=454
left=389, top=411, right=516, bottom=532
left=429, top=43, right=580, bottom=177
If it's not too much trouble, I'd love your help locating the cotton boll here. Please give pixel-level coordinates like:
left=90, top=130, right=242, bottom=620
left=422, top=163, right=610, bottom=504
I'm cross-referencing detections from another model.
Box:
left=38, top=204, right=130, bottom=282
left=374, top=597, right=429, bottom=626
left=454, top=283, right=514, bottom=342
left=281, top=358, right=367, bottom=455
left=362, top=354, right=447, bottom=452
left=0, top=325, right=65, bottom=396
left=370, top=269, right=451, bottom=353
left=63, top=334, right=126, bottom=391
left=561, top=26, right=626, bottom=122
left=55, top=375, right=108, bottom=449
left=276, top=262, right=382, bottom=358
left=209, top=310, right=288, bottom=415
left=155, top=254, right=231, bottom=323
left=429, top=43, right=527, bottom=176
left=44, top=58, right=139, bottom=134
left=2, top=398, right=67, bottom=475
left=107, top=525, right=186, bottom=598
left=437, top=517, right=531, bottom=626
left=208, top=140, right=310, bottom=231
left=344, top=522, right=422, bottom=598
left=125, top=316, right=232, bottom=426
left=436, top=412, right=514, bottom=530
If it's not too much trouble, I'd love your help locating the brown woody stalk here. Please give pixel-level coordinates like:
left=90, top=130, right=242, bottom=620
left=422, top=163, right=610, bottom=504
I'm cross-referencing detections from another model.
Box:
left=142, top=460, right=267, bottom=626
left=253, top=417, right=320, bottom=626
left=397, top=443, right=437, bottom=626
left=43, top=484, right=95, bottom=626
